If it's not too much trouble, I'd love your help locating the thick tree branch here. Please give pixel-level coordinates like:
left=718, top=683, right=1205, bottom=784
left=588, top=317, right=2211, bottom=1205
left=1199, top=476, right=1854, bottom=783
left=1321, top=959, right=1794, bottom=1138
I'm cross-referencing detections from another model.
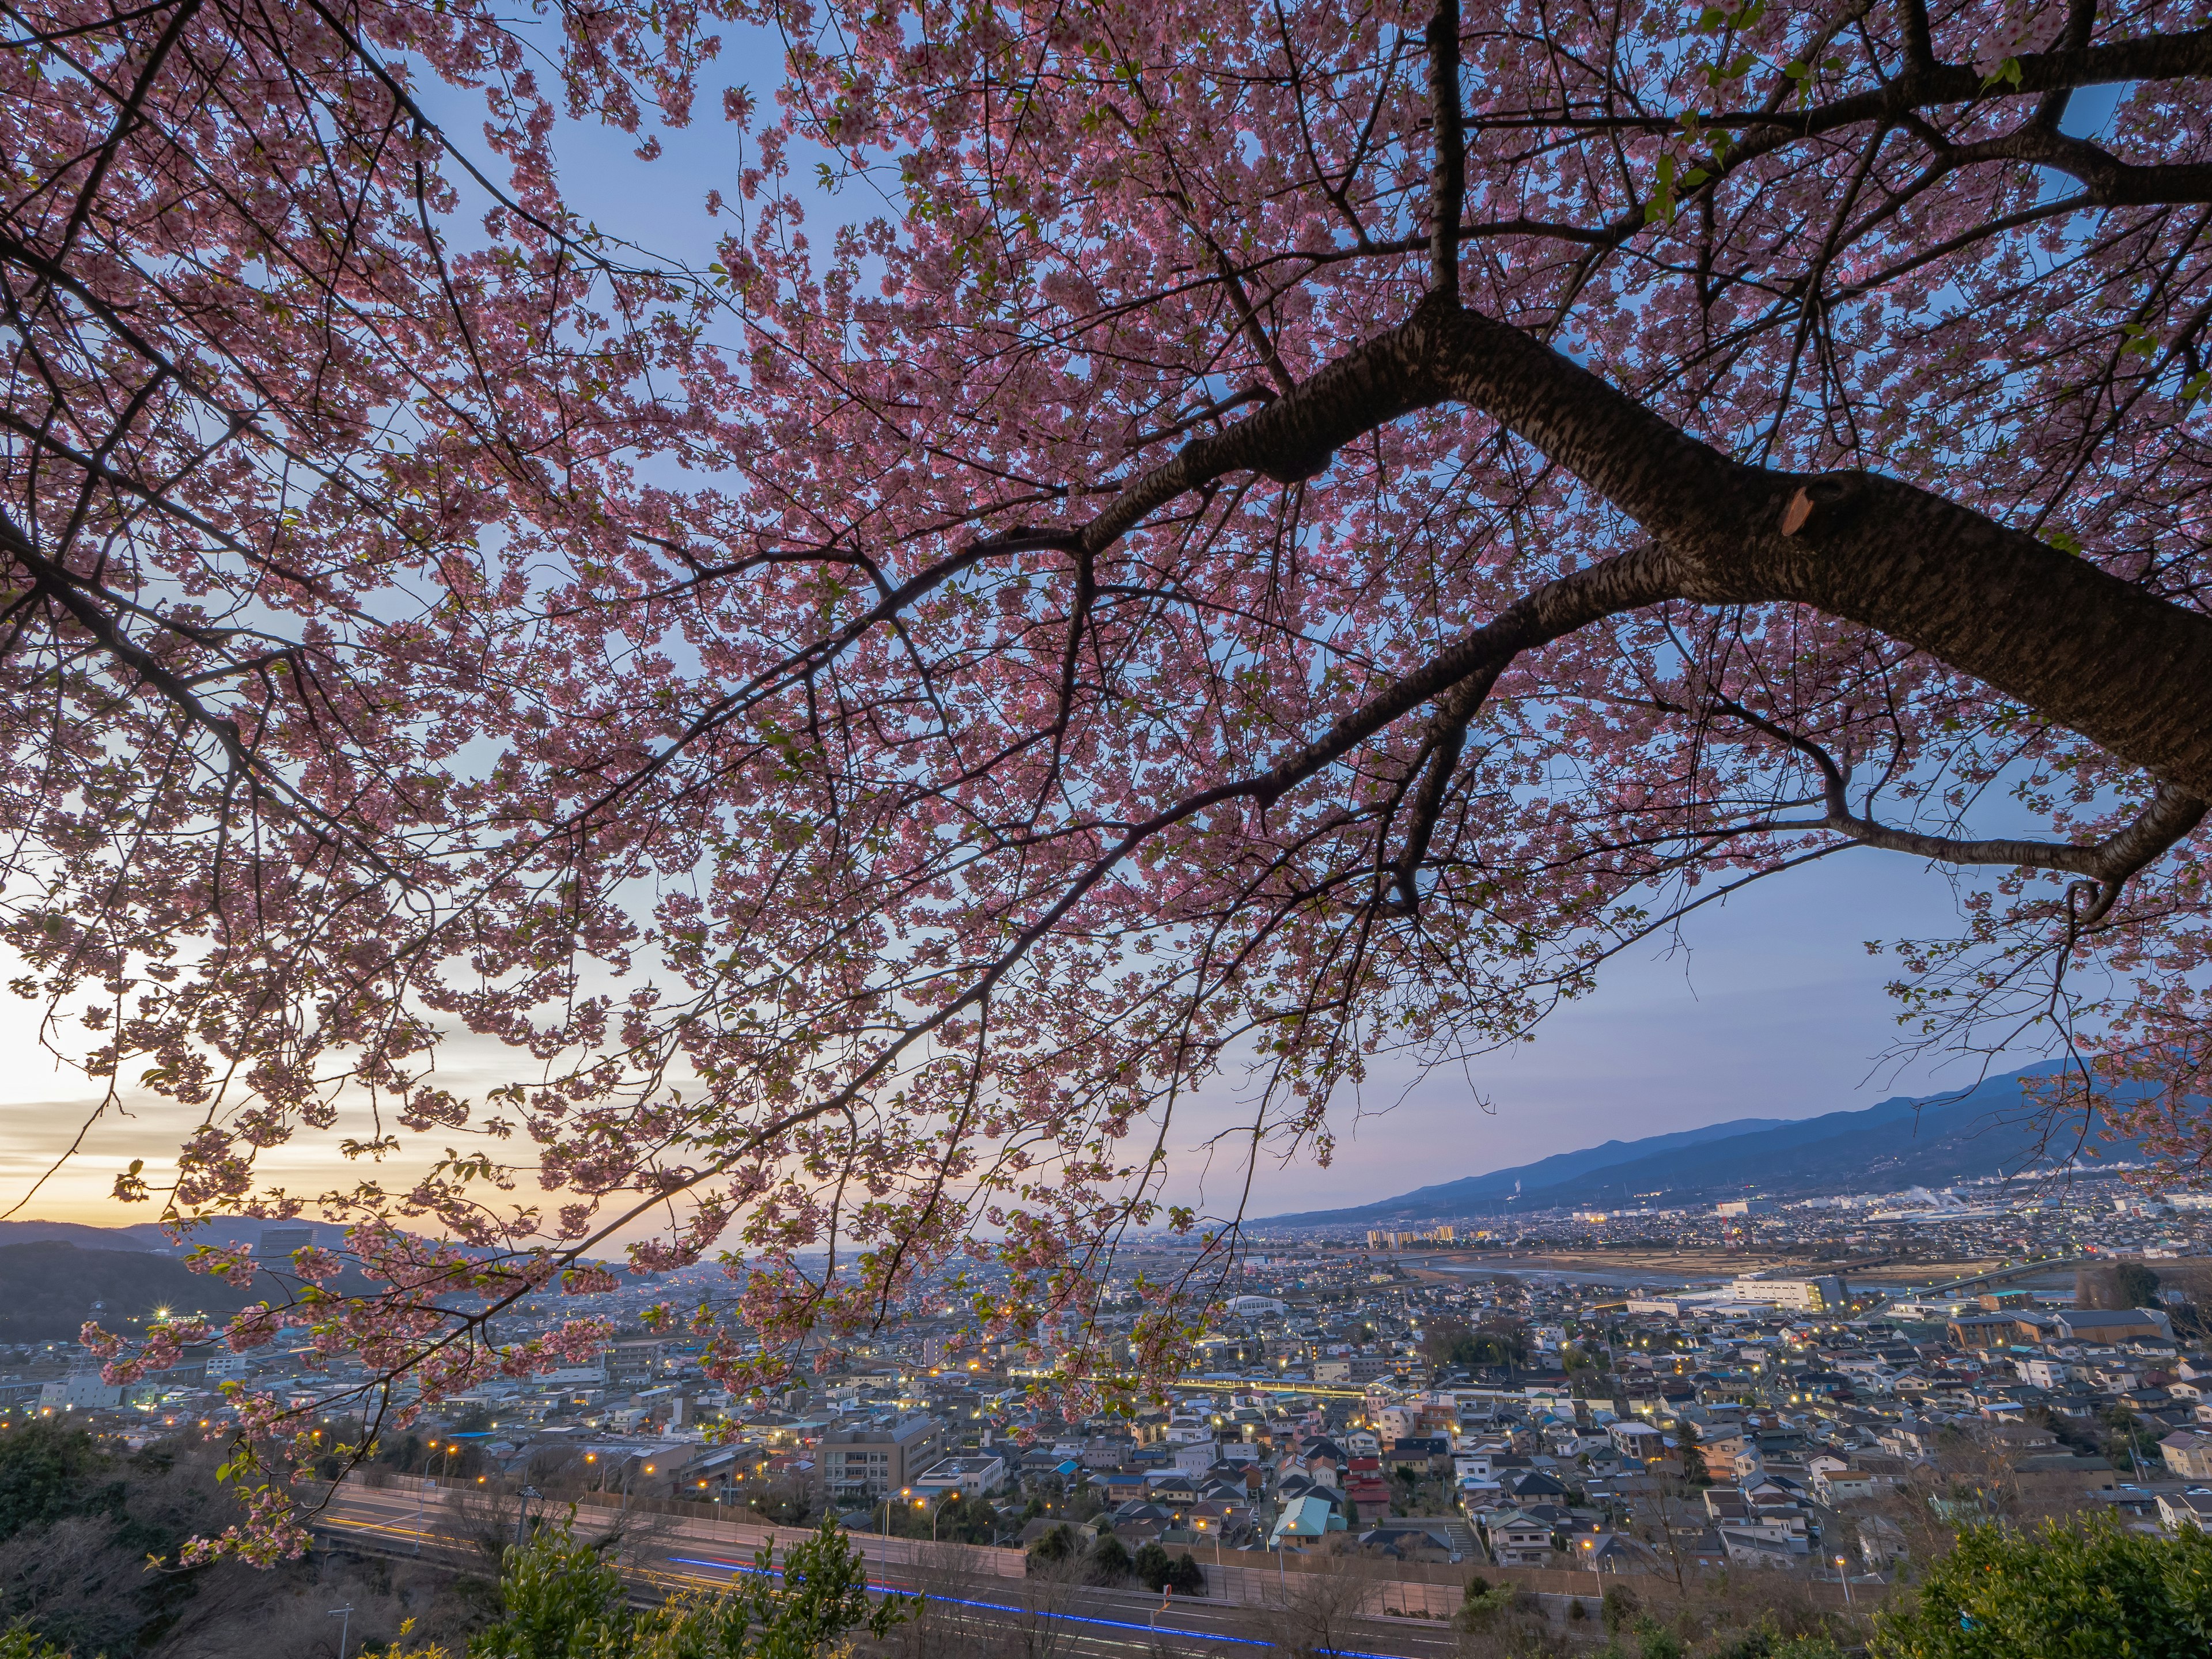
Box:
left=948, top=273, right=2212, bottom=849
left=1245, top=546, right=1683, bottom=808
left=1425, top=0, right=1464, bottom=298
left=1733, top=26, right=2212, bottom=146
left=1389, top=663, right=1500, bottom=913
left=1899, top=0, right=1936, bottom=71
left=1394, top=302, right=2212, bottom=801
left=2032, top=0, right=2102, bottom=128
left=1940, top=123, right=2212, bottom=205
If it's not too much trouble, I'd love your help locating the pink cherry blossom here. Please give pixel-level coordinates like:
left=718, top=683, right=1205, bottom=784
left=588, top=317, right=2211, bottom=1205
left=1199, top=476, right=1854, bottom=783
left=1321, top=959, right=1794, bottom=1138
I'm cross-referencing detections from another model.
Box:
left=3, top=0, right=2210, bottom=1556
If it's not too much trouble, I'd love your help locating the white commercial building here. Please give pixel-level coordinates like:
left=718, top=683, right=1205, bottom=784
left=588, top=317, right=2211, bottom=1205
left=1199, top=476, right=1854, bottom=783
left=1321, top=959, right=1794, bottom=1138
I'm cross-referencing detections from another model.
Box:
left=1727, top=1275, right=1848, bottom=1313
left=1228, top=1295, right=1289, bottom=1317
left=912, top=1455, right=1005, bottom=1499
left=40, top=1376, right=122, bottom=1411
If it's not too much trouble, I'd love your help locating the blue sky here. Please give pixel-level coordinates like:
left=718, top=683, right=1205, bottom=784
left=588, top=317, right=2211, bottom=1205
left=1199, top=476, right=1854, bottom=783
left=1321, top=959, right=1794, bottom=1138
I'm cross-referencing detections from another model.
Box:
left=1171, top=847, right=2029, bottom=1219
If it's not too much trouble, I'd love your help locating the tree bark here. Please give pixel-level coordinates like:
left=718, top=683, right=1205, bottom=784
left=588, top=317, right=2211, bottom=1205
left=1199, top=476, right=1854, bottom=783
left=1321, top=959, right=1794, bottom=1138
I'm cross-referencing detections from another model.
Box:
left=1410, top=302, right=2212, bottom=800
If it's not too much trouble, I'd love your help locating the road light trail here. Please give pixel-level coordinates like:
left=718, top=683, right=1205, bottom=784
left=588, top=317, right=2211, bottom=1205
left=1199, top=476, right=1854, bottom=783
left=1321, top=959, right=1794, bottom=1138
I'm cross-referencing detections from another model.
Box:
left=665, top=1551, right=1415, bottom=1659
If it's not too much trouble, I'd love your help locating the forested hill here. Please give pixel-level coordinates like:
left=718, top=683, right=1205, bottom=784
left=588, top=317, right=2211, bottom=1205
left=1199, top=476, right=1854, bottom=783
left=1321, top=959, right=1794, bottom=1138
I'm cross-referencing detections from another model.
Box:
left=0, top=1243, right=267, bottom=1344
left=0, top=1241, right=381, bottom=1344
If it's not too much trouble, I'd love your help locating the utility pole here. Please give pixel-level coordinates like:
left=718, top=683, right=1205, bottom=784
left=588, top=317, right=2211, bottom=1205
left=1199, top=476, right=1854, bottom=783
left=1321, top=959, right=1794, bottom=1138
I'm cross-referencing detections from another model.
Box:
left=514, top=1485, right=540, bottom=1548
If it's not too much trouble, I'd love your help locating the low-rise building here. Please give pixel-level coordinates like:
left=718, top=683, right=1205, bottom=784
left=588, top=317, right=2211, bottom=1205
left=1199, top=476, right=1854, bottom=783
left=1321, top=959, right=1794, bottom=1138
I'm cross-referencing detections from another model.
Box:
left=1270, top=1493, right=1348, bottom=1549
left=912, top=1455, right=1005, bottom=1499
left=39, top=1376, right=122, bottom=1411
left=1813, top=1467, right=1878, bottom=1506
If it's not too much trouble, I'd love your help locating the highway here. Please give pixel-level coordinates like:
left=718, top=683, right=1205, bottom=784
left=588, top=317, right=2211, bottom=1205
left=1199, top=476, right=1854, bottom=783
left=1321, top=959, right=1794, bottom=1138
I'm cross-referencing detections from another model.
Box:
left=310, top=1483, right=1463, bottom=1659
left=1854, top=1253, right=2089, bottom=1313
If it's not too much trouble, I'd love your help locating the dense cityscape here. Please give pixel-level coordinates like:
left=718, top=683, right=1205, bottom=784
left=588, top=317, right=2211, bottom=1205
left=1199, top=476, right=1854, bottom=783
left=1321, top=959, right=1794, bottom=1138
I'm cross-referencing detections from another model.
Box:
left=11, top=1161, right=2212, bottom=1615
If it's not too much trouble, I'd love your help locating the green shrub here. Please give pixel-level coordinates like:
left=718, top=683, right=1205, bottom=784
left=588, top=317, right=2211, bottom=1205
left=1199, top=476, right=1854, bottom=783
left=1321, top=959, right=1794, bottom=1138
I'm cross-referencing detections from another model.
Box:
left=1601, top=1582, right=1640, bottom=1633
left=467, top=1513, right=908, bottom=1659
left=1869, top=1515, right=2212, bottom=1658
left=1089, top=1532, right=1132, bottom=1584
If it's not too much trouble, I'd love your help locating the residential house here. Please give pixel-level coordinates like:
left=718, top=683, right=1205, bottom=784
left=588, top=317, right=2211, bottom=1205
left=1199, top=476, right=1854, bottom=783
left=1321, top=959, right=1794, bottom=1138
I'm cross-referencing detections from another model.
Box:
left=1269, top=1493, right=1349, bottom=1550
left=1342, top=1456, right=1391, bottom=1514
left=2161, top=1430, right=2212, bottom=1480
left=1484, top=1510, right=1554, bottom=1569
left=1607, top=1420, right=1665, bottom=1464
left=1812, top=1467, right=1878, bottom=1506
left=1383, top=1435, right=1453, bottom=1476
left=2157, top=1489, right=2212, bottom=1533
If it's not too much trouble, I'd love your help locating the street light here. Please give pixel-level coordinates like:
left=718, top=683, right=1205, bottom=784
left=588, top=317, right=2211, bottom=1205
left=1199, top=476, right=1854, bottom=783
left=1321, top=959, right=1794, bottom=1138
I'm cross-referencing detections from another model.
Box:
left=1835, top=1555, right=1854, bottom=1606
left=328, top=1604, right=354, bottom=1659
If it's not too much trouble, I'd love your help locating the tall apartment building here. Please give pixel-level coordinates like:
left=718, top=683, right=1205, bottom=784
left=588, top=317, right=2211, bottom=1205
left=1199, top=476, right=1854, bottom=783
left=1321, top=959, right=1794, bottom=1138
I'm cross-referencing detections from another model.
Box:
left=1364, top=1225, right=1456, bottom=1251
left=608, top=1340, right=668, bottom=1386
left=819, top=1416, right=945, bottom=1502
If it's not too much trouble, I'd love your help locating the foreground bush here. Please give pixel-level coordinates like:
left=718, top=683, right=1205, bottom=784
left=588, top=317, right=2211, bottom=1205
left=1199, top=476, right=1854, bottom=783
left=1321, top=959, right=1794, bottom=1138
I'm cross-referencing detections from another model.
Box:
left=462, top=1514, right=908, bottom=1659
left=6, top=1513, right=903, bottom=1659
left=1869, top=1516, right=2212, bottom=1657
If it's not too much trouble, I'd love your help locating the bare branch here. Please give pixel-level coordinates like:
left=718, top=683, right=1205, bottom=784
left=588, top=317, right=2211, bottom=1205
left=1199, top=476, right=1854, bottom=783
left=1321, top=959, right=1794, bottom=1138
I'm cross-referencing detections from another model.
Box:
left=1713, top=696, right=2207, bottom=917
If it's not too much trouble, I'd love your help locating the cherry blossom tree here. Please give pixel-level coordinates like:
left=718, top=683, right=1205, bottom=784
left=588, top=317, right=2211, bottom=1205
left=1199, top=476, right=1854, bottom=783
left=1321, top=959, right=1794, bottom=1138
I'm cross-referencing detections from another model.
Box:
left=4, top=0, right=2212, bottom=1554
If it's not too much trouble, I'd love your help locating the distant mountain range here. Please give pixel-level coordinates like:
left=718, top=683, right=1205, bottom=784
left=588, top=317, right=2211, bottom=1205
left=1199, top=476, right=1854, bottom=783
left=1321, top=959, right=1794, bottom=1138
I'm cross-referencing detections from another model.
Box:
left=1254, top=1063, right=2148, bottom=1225
left=0, top=1216, right=353, bottom=1253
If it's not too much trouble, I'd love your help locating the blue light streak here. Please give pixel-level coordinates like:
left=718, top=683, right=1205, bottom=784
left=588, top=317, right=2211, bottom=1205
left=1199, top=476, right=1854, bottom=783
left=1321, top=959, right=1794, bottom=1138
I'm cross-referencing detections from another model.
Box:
left=662, top=1555, right=1415, bottom=1659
